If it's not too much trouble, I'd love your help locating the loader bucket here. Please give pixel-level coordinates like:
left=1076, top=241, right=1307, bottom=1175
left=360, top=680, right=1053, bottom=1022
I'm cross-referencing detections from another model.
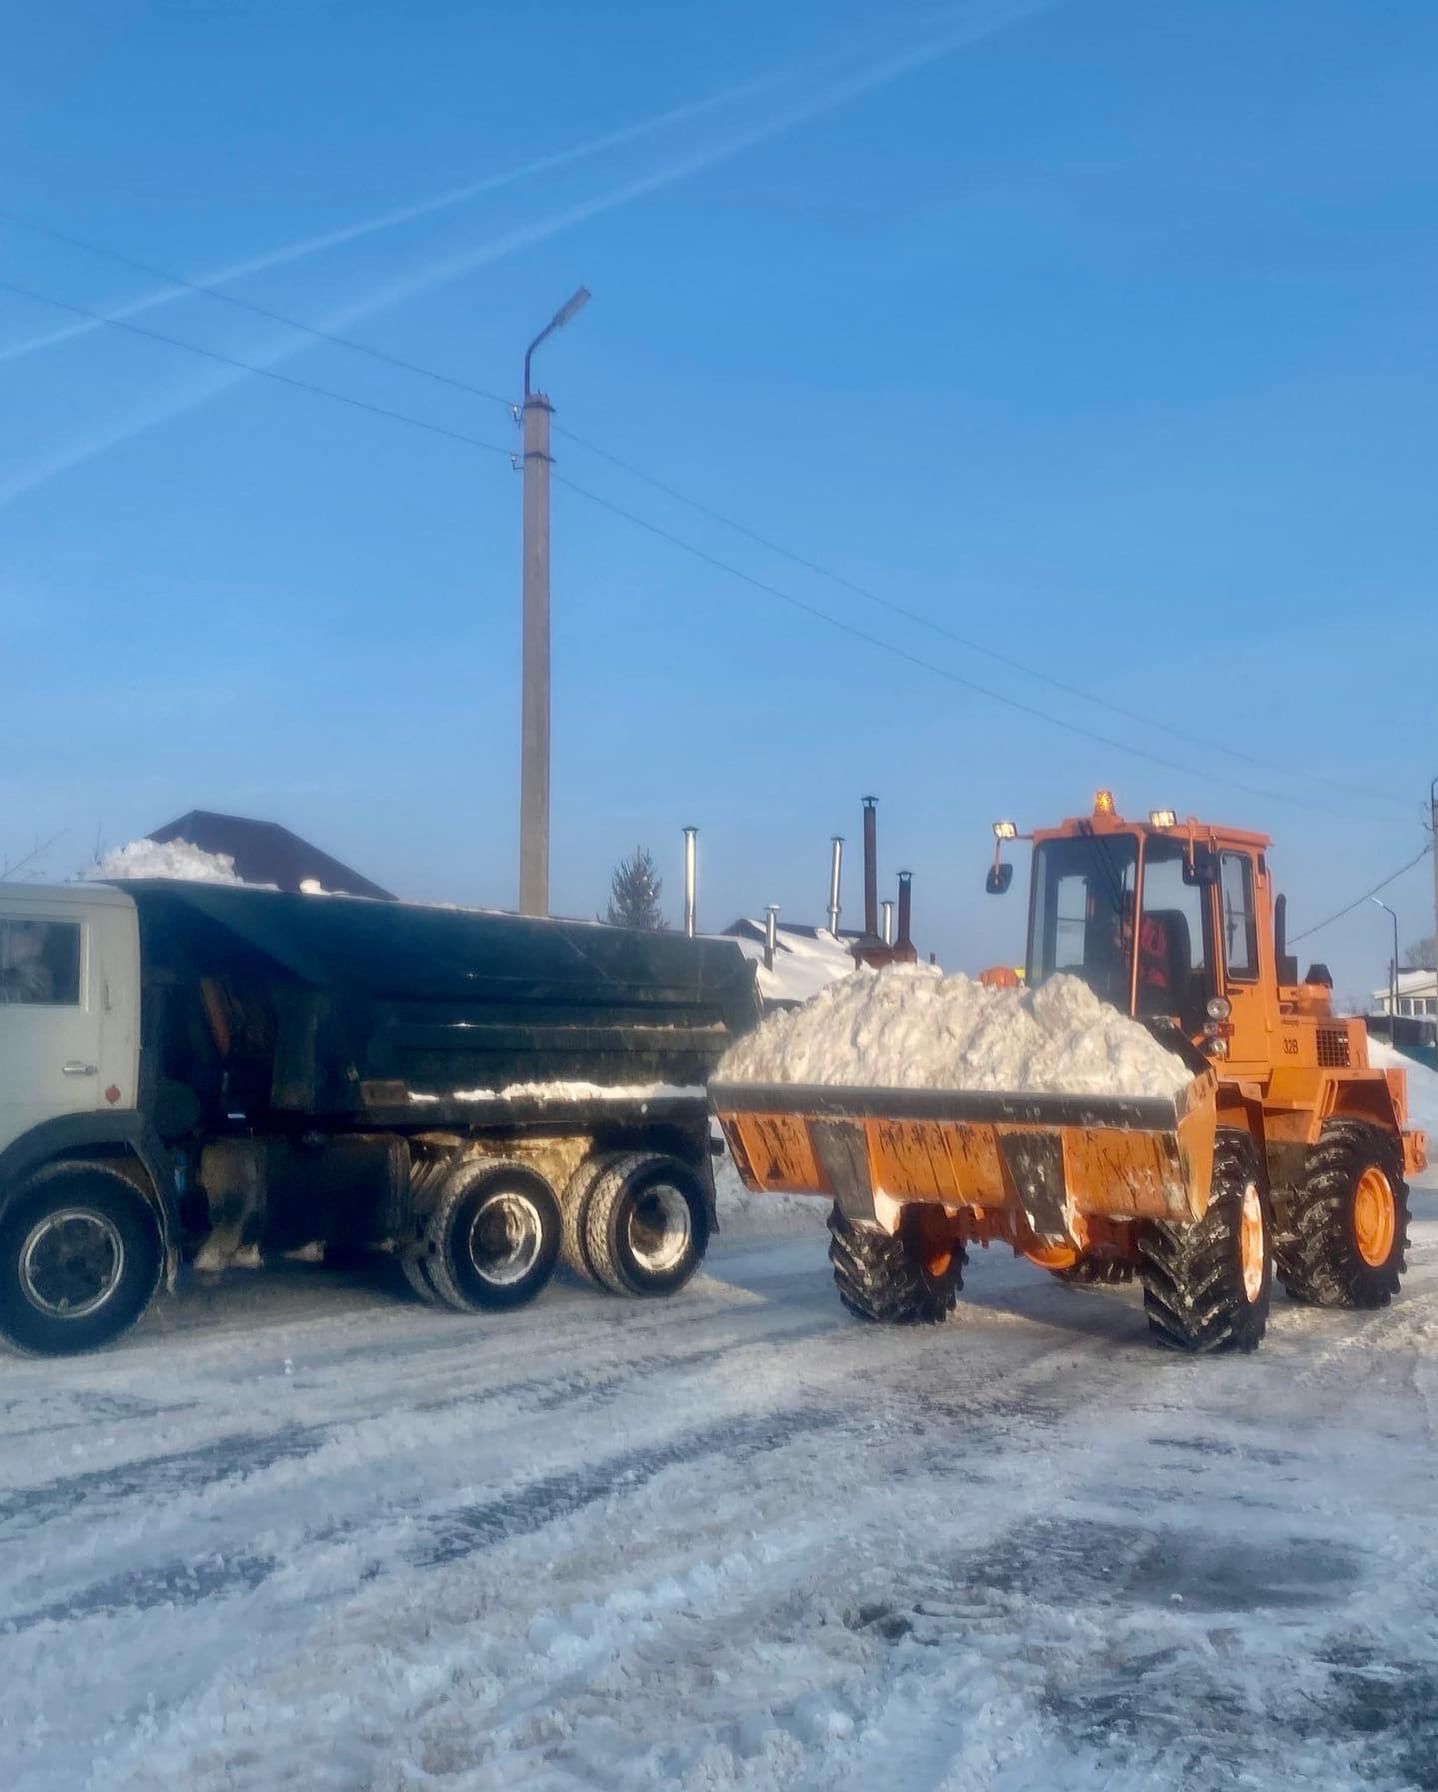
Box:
left=710, top=1073, right=1218, bottom=1245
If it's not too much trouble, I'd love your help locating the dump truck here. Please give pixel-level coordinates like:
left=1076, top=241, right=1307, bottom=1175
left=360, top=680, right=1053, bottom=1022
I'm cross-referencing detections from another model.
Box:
left=712, top=794, right=1428, bottom=1353
left=0, top=879, right=760, bottom=1355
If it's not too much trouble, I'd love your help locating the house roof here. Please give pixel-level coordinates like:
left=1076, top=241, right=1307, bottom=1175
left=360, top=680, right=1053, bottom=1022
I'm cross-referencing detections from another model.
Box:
left=149, top=811, right=394, bottom=901
left=1370, top=968, right=1437, bottom=1000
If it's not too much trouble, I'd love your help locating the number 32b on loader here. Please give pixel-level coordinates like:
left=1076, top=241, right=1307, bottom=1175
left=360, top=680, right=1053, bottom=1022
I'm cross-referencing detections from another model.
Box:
left=711, top=795, right=1428, bottom=1354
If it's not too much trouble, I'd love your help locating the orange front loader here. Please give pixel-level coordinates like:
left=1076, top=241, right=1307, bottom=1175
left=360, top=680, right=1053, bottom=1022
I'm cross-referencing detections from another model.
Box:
left=711, top=795, right=1427, bottom=1353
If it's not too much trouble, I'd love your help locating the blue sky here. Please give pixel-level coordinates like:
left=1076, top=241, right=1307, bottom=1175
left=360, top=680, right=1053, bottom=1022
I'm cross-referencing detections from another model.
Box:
left=2, top=0, right=1434, bottom=999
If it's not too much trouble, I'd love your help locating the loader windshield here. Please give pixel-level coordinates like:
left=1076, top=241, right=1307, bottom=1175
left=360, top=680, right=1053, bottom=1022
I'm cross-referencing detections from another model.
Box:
left=1028, top=832, right=1138, bottom=1011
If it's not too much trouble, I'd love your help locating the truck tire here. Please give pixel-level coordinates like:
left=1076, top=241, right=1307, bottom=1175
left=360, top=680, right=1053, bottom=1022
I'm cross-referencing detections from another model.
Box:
left=582, top=1153, right=711, bottom=1297
left=1276, top=1121, right=1408, bottom=1309
left=422, top=1160, right=561, bottom=1313
left=397, top=1242, right=447, bottom=1307
left=559, top=1154, right=624, bottom=1286
left=827, top=1206, right=961, bottom=1325
left=0, top=1162, right=164, bottom=1357
left=1137, top=1130, right=1271, bottom=1353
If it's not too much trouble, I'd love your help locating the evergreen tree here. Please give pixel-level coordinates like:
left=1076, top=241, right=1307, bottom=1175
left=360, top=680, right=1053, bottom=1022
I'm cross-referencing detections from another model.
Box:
left=605, top=846, right=666, bottom=930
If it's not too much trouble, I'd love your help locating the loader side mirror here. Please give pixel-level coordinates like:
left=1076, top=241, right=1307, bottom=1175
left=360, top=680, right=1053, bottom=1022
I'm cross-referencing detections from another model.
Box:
left=986, top=863, right=1014, bottom=895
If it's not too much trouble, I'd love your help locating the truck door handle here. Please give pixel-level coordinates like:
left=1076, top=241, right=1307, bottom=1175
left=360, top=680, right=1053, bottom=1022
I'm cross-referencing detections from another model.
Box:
left=62, top=1061, right=98, bottom=1077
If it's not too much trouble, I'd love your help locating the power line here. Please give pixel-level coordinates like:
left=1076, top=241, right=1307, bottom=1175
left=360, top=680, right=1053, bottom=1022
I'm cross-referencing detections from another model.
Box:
left=0, top=277, right=515, bottom=460
left=552, top=423, right=1407, bottom=817
left=551, top=469, right=1389, bottom=823
left=0, top=272, right=1416, bottom=827
left=0, top=210, right=517, bottom=411
left=3, top=210, right=1408, bottom=818
left=1288, top=843, right=1433, bottom=945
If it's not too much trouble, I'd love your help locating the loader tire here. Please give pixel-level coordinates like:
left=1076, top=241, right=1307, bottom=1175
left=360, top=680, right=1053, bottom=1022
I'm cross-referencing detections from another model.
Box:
left=422, top=1161, right=561, bottom=1313
left=1137, top=1130, right=1271, bottom=1354
left=0, top=1163, right=164, bottom=1357
left=827, top=1206, right=961, bottom=1325
left=1276, top=1122, right=1408, bottom=1309
left=1050, top=1255, right=1134, bottom=1287
left=582, top=1153, right=710, bottom=1297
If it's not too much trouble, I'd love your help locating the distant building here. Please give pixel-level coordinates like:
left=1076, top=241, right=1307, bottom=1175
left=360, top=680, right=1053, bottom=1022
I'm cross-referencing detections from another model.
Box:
left=1369, top=968, right=1438, bottom=1019
left=149, top=811, right=394, bottom=901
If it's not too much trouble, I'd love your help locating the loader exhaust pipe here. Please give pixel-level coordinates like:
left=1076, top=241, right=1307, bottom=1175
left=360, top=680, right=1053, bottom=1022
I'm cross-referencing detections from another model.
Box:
left=682, top=827, right=698, bottom=939
left=827, top=836, right=844, bottom=936
left=863, top=797, right=878, bottom=940
left=897, top=870, right=913, bottom=950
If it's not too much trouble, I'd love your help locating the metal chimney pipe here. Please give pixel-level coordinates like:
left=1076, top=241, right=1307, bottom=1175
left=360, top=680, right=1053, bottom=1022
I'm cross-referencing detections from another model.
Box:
left=682, top=826, right=698, bottom=938
left=764, top=905, right=779, bottom=972
left=862, top=797, right=878, bottom=940
left=896, top=870, right=913, bottom=948
left=881, top=899, right=894, bottom=946
left=826, top=836, right=844, bottom=936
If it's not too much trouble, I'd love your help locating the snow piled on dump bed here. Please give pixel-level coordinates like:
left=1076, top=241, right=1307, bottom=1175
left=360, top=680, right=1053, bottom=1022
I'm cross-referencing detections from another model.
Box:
left=88, top=837, right=246, bottom=884
left=717, top=966, right=1191, bottom=1099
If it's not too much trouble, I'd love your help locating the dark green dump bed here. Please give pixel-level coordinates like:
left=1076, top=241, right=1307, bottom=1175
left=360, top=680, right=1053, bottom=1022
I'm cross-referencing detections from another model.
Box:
left=124, top=882, right=761, bottom=1126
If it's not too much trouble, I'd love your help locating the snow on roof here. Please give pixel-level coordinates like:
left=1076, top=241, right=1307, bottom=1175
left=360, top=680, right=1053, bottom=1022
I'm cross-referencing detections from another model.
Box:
left=87, top=837, right=248, bottom=885
left=1370, top=969, right=1437, bottom=999
left=723, top=920, right=857, bottom=1006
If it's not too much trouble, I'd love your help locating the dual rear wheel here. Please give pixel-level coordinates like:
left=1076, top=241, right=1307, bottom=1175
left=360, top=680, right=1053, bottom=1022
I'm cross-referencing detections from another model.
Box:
left=559, top=1152, right=711, bottom=1297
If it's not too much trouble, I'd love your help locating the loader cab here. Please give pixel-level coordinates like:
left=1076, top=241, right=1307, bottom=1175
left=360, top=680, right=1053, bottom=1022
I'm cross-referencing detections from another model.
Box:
left=1009, top=800, right=1278, bottom=1057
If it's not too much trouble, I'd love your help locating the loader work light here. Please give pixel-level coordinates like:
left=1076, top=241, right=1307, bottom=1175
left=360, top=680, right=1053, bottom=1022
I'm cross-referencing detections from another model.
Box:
left=1149, top=809, right=1177, bottom=830
left=1093, top=789, right=1116, bottom=816
left=992, top=820, right=1018, bottom=840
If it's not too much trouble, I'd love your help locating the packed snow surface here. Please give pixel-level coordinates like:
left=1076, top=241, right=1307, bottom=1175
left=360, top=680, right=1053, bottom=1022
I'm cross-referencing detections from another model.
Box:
left=717, top=966, right=1192, bottom=1099
left=88, top=837, right=246, bottom=884
left=0, top=1159, right=1434, bottom=1791
left=411, top=1081, right=707, bottom=1105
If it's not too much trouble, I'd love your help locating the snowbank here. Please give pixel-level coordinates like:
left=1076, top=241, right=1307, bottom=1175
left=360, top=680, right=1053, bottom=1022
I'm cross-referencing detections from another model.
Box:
left=87, top=837, right=246, bottom=884
left=716, top=965, right=1191, bottom=1099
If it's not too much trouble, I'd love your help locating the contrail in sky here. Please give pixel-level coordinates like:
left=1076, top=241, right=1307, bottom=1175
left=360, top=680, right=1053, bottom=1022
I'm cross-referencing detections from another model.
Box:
left=0, top=0, right=1052, bottom=507
left=0, top=68, right=793, bottom=368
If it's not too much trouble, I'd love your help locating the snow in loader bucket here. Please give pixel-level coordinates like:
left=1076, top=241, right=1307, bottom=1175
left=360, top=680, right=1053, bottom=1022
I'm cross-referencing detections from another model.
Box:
left=709, top=1072, right=1218, bottom=1243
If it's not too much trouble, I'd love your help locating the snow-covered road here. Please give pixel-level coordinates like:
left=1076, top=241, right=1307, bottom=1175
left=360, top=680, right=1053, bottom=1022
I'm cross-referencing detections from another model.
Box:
left=3, top=1169, right=1437, bottom=1791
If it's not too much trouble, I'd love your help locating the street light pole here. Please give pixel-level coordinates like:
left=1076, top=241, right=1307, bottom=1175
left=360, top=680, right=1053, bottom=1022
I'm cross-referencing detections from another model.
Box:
left=1371, top=896, right=1400, bottom=1032
left=518, top=287, right=590, bottom=918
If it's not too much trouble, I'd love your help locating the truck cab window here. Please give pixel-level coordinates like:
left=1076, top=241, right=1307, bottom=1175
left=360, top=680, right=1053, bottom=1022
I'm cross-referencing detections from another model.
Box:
left=0, top=918, right=82, bottom=1006
left=1136, top=842, right=1209, bottom=1033
left=1220, top=852, right=1258, bottom=980
left=1028, top=833, right=1138, bottom=1012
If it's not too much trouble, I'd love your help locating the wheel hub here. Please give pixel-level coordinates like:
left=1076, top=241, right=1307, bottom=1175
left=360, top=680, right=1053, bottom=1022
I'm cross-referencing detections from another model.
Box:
left=20, top=1209, right=126, bottom=1319
left=1239, top=1184, right=1265, bottom=1302
left=467, top=1191, right=543, bottom=1286
left=626, top=1183, right=692, bottom=1275
left=1352, top=1166, right=1396, bottom=1269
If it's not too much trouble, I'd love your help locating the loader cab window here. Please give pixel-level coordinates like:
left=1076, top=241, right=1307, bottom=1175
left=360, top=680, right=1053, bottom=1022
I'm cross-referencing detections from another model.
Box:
left=1028, top=832, right=1138, bottom=1011
left=1136, top=841, right=1209, bottom=1034
left=1220, top=852, right=1258, bottom=981
left=0, top=917, right=82, bottom=1006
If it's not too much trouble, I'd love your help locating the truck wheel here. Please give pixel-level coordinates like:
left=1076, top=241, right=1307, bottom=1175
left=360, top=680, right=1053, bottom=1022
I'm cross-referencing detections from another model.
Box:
left=423, top=1161, right=561, bottom=1313
left=1276, top=1121, right=1408, bottom=1309
left=582, top=1153, right=711, bottom=1297
left=0, top=1163, right=164, bottom=1357
left=397, top=1241, right=447, bottom=1307
left=827, top=1206, right=961, bottom=1324
left=1137, top=1130, right=1271, bottom=1353
left=559, top=1154, right=622, bottom=1286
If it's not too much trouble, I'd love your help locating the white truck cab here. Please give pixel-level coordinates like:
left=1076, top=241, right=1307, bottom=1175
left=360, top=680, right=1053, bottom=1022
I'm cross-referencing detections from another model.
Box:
left=0, top=885, right=169, bottom=1356
left=0, top=884, right=142, bottom=1147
